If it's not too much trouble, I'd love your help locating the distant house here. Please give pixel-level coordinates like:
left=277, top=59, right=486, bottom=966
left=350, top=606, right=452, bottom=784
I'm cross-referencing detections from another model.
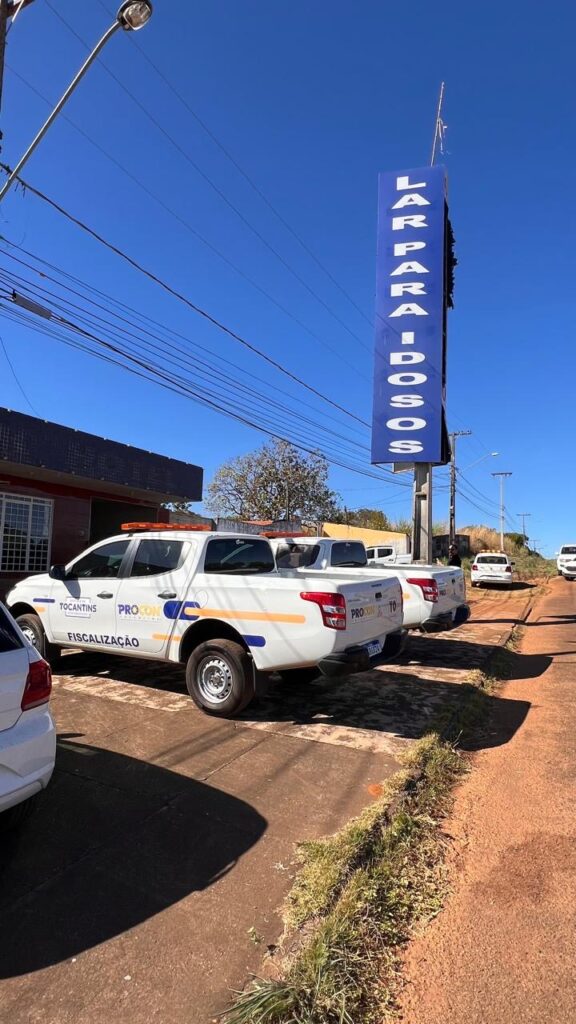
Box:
left=432, top=533, right=471, bottom=559
left=321, top=522, right=410, bottom=553
left=0, top=408, right=203, bottom=597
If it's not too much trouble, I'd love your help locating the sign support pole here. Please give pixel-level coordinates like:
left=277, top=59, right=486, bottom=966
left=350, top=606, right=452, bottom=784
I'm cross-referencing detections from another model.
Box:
left=412, top=463, right=432, bottom=562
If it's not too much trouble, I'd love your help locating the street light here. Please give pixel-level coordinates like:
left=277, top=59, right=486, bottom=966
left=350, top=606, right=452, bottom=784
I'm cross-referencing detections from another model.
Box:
left=462, top=452, right=499, bottom=472
left=0, top=1, right=153, bottom=203
left=118, top=1, right=154, bottom=30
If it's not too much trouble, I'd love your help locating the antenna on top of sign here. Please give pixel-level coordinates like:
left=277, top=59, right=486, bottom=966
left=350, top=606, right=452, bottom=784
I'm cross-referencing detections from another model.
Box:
left=430, top=82, right=446, bottom=166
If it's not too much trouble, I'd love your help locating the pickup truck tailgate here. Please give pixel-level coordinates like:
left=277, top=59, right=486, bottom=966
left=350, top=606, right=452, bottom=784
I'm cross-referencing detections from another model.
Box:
left=429, top=568, right=466, bottom=614
left=334, top=576, right=403, bottom=647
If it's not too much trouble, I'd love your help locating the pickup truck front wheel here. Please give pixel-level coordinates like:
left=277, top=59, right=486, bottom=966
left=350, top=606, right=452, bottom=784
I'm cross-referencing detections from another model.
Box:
left=16, top=613, right=60, bottom=666
left=186, top=640, right=255, bottom=717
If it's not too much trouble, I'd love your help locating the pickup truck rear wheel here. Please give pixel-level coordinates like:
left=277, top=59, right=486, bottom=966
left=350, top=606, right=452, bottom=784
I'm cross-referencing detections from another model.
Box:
left=186, top=640, right=255, bottom=717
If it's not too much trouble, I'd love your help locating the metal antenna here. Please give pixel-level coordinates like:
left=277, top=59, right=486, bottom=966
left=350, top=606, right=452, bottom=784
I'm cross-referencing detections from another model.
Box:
left=430, top=81, right=445, bottom=166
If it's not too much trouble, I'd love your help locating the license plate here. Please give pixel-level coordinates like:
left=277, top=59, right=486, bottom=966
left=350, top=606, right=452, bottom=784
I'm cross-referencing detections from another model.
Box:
left=366, top=639, right=383, bottom=658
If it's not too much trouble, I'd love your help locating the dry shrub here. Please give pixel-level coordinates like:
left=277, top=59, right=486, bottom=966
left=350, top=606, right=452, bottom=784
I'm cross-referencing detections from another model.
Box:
left=459, top=525, right=516, bottom=556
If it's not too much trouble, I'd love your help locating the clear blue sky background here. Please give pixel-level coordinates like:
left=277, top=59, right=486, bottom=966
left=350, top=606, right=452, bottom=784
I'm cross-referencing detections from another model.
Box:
left=1, top=0, right=574, bottom=555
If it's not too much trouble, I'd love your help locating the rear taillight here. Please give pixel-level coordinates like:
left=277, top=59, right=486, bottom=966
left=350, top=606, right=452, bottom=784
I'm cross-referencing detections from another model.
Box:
left=21, top=658, right=52, bottom=711
left=471, top=564, right=478, bottom=572
left=505, top=565, right=512, bottom=573
left=407, top=577, right=439, bottom=603
left=301, top=591, right=347, bottom=630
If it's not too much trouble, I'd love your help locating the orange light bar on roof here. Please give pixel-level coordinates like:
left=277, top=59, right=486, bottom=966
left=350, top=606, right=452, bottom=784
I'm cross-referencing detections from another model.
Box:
left=121, top=522, right=212, bottom=532
left=260, top=531, right=298, bottom=539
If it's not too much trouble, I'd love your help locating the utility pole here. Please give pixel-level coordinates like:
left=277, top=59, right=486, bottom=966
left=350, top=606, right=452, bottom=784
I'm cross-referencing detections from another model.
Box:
left=492, top=472, right=512, bottom=551
left=449, top=430, right=471, bottom=547
left=517, top=512, right=531, bottom=546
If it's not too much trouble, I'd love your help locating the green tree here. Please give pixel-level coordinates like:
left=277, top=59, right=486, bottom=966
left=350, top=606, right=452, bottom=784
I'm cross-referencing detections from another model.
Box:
left=205, top=440, right=341, bottom=522
left=345, top=508, right=392, bottom=530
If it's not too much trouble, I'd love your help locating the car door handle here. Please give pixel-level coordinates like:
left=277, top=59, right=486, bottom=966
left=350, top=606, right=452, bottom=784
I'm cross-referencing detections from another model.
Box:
left=157, top=591, right=177, bottom=599
left=97, top=591, right=114, bottom=599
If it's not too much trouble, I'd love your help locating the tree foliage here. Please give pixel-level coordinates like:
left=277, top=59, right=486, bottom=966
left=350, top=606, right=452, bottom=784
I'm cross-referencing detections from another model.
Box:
left=343, top=507, right=392, bottom=531
left=205, top=440, right=341, bottom=522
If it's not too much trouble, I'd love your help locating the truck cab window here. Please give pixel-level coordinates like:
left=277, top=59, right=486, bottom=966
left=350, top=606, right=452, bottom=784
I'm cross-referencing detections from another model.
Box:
left=129, top=540, right=187, bottom=577
left=330, top=542, right=367, bottom=568
left=203, top=538, right=275, bottom=574
left=68, top=540, right=130, bottom=579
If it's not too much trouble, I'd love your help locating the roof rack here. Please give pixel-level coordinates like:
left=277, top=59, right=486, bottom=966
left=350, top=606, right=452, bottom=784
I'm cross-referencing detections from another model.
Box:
left=121, top=522, right=212, bottom=532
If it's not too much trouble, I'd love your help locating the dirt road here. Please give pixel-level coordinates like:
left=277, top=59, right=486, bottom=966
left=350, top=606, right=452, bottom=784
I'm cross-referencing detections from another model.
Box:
left=399, top=577, right=576, bottom=1024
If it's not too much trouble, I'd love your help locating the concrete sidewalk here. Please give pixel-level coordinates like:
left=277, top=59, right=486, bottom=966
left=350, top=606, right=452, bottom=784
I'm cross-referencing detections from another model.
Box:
left=399, top=577, right=576, bottom=1023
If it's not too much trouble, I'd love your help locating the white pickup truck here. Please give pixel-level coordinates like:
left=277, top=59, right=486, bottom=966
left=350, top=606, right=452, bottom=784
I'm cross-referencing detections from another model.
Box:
left=6, top=526, right=404, bottom=717
left=272, top=536, right=470, bottom=634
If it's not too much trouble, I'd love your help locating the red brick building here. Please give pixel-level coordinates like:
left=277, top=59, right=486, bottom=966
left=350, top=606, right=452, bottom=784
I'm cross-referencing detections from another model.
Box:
left=0, top=408, right=203, bottom=597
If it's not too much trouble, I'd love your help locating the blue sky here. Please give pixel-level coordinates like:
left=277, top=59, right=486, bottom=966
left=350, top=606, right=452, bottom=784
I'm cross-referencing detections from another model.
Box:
left=0, top=0, right=574, bottom=555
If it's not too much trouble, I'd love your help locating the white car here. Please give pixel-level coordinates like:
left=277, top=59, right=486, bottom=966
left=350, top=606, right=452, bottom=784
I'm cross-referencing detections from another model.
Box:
left=470, top=552, right=514, bottom=588
left=0, top=601, right=56, bottom=830
left=556, top=545, right=576, bottom=579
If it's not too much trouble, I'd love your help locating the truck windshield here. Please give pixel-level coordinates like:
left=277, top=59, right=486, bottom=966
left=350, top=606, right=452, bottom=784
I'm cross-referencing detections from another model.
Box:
left=561, top=546, right=576, bottom=555
left=203, top=538, right=275, bottom=574
left=330, top=542, right=367, bottom=568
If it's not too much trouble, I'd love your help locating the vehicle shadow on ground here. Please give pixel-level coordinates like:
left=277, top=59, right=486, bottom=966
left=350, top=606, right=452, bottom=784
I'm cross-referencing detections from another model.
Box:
left=396, top=635, right=552, bottom=678
left=56, top=650, right=186, bottom=694
left=472, top=581, right=535, bottom=592
left=0, top=737, right=266, bottom=978
left=242, top=671, right=531, bottom=754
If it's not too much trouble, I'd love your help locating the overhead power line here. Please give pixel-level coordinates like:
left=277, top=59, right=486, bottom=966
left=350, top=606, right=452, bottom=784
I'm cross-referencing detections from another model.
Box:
left=93, top=0, right=375, bottom=333
left=0, top=164, right=373, bottom=432
left=44, top=0, right=373, bottom=356
left=7, top=62, right=368, bottom=381
left=0, top=241, right=370, bottom=443
left=0, top=294, right=412, bottom=487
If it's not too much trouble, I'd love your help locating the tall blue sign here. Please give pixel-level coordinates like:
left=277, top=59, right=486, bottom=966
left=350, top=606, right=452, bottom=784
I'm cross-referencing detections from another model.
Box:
left=371, top=166, right=448, bottom=464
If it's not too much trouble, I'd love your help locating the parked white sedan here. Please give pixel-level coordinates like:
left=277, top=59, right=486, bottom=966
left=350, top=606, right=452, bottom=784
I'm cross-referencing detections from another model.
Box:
left=0, top=601, right=56, bottom=829
left=470, top=552, right=514, bottom=588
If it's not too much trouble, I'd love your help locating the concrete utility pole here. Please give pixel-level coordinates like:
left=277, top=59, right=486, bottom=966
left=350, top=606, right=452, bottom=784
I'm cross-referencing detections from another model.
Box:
left=517, top=512, right=531, bottom=546
left=449, top=430, right=471, bottom=547
left=492, top=471, right=512, bottom=551
left=412, top=465, right=433, bottom=564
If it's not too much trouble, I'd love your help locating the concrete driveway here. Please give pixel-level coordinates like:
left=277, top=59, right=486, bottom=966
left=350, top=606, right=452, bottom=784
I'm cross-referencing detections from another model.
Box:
left=0, top=585, right=536, bottom=1024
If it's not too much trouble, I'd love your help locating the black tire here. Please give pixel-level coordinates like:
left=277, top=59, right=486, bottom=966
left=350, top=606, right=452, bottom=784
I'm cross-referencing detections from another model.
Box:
left=0, top=794, right=38, bottom=833
left=15, top=613, right=61, bottom=666
left=277, top=667, right=320, bottom=686
left=186, top=639, right=255, bottom=717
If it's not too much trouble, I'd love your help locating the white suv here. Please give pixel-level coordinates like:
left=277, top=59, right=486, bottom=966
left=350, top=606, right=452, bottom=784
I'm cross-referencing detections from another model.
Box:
left=471, top=552, right=514, bottom=588
left=0, top=602, right=56, bottom=829
left=556, top=545, right=576, bottom=579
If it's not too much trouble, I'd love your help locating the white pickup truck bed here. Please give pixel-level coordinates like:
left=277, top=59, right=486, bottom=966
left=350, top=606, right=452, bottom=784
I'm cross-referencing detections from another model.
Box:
left=272, top=538, right=470, bottom=634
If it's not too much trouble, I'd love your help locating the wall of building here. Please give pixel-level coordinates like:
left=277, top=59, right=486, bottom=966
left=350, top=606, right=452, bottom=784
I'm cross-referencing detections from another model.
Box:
left=321, top=522, right=410, bottom=552
left=0, top=475, right=158, bottom=599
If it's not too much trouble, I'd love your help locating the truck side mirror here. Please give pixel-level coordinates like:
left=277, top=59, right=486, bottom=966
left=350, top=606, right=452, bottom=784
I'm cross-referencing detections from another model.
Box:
left=49, top=564, right=67, bottom=580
